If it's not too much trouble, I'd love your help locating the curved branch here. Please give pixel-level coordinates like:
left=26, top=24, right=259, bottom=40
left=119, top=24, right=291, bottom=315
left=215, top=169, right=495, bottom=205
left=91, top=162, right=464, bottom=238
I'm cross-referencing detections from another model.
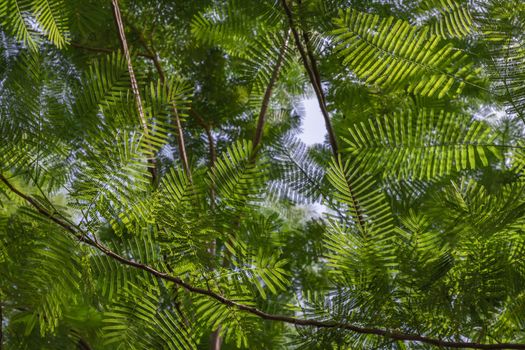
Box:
left=1, top=173, right=524, bottom=350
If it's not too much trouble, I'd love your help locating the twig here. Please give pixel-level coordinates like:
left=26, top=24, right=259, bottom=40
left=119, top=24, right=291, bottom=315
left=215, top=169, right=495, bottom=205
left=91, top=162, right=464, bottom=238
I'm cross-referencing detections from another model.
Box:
left=1, top=173, right=524, bottom=349
left=280, top=0, right=338, bottom=156
left=252, top=31, right=290, bottom=151
left=111, top=0, right=157, bottom=182
left=281, top=0, right=366, bottom=230
left=111, top=0, right=147, bottom=136
left=77, top=337, right=92, bottom=350
left=127, top=21, right=192, bottom=180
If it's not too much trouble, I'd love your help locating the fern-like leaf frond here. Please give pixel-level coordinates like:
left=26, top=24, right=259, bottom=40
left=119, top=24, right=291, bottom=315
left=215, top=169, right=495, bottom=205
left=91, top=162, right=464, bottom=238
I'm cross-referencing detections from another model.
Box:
left=325, top=157, right=397, bottom=281
left=332, top=8, right=477, bottom=98
left=31, top=0, right=69, bottom=48
left=418, top=0, right=473, bottom=38
left=343, top=110, right=501, bottom=179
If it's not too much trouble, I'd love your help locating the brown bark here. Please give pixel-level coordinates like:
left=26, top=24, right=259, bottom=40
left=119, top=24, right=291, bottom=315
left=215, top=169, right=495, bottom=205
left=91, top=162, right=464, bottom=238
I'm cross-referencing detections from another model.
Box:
left=77, top=337, right=92, bottom=350
left=280, top=0, right=338, bottom=156
left=209, top=327, right=222, bottom=350
left=281, top=0, right=367, bottom=230
left=172, top=106, right=191, bottom=180
left=111, top=0, right=147, bottom=135
left=111, top=0, right=157, bottom=182
left=252, top=31, right=290, bottom=151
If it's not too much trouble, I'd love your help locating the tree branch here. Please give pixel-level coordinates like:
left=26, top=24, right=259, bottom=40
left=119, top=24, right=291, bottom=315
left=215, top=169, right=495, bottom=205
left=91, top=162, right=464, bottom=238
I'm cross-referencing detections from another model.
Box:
left=210, top=326, right=222, bottom=350
left=77, top=337, right=93, bottom=350
left=111, top=0, right=147, bottom=136
left=252, top=31, right=290, bottom=151
left=280, top=0, right=338, bottom=156
left=111, top=0, right=157, bottom=182
left=297, top=0, right=324, bottom=105
left=126, top=22, right=192, bottom=180
left=1, top=173, right=524, bottom=349
left=281, top=0, right=366, bottom=229
left=302, top=31, right=324, bottom=104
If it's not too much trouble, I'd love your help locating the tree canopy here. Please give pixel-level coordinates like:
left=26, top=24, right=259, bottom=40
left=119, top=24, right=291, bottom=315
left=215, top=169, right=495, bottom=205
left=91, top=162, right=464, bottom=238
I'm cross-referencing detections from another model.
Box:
left=2, top=0, right=525, bottom=349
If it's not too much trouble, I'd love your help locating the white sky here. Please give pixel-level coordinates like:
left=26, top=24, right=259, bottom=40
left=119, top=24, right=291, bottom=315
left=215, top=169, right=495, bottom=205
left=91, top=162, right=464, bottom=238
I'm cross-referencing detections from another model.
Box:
left=299, top=97, right=327, bottom=145
left=298, top=97, right=329, bottom=215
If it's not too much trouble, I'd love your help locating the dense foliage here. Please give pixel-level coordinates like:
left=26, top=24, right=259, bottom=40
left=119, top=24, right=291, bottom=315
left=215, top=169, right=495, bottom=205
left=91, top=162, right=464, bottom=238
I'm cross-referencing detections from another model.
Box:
left=1, top=0, right=525, bottom=349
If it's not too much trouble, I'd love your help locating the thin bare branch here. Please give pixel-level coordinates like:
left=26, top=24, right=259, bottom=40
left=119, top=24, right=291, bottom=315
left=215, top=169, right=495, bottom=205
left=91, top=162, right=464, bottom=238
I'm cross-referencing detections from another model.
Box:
left=127, top=22, right=192, bottom=180
left=210, top=327, right=222, bottom=350
left=281, top=0, right=366, bottom=229
left=172, top=106, right=192, bottom=180
left=280, top=0, right=338, bottom=156
left=253, top=31, right=290, bottom=151
left=111, top=0, right=156, bottom=182
left=111, top=0, right=147, bottom=135
left=1, top=173, right=524, bottom=350
left=77, top=337, right=92, bottom=350
left=189, top=108, right=220, bottom=349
